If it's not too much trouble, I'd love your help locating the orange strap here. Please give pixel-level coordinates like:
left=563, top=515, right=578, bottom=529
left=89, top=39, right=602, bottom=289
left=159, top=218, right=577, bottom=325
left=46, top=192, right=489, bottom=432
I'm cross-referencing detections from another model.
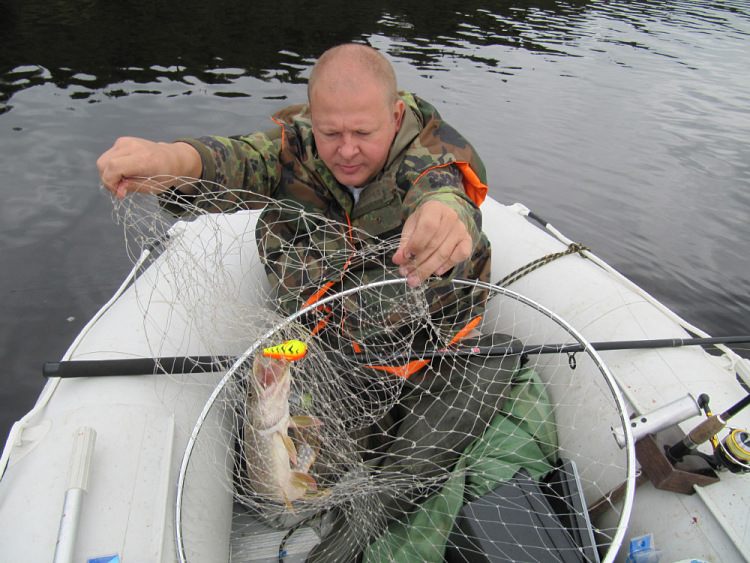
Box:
left=367, top=359, right=430, bottom=379
left=303, top=281, right=336, bottom=309
left=365, top=315, right=483, bottom=379
left=302, top=214, right=354, bottom=310
left=413, top=161, right=488, bottom=207
left=270, top=115, right=287, bottom=150
left=447, top=315, right=483, bottom=346
left=309, top=307, right=334, bottom=336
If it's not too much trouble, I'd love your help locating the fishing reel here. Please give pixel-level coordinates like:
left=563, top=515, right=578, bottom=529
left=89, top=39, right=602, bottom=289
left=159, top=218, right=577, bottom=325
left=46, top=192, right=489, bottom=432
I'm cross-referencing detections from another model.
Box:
left=714, top=428, right=750, bottom=473
left=666, top=394, right=750, bottom=474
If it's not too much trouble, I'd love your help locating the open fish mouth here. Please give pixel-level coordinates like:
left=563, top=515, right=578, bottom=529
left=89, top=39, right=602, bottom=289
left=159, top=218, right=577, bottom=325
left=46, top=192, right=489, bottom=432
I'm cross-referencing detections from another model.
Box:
left=253, top=354, right=291, bottom=390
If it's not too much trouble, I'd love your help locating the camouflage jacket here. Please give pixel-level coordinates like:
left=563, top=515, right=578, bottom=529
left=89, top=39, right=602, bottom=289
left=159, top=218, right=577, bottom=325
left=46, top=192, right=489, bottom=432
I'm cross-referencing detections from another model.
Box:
left=164, top=93, right=491, bottom=339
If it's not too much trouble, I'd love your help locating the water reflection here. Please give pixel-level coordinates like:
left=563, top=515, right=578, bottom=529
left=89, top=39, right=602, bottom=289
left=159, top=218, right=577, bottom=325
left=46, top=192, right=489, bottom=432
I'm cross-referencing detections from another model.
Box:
left=4, top=0, right=747, bottom=114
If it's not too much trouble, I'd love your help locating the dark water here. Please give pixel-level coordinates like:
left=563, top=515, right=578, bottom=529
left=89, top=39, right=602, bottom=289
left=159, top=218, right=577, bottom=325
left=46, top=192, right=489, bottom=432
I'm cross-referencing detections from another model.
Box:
left=1, top=0, right=749, bottom=443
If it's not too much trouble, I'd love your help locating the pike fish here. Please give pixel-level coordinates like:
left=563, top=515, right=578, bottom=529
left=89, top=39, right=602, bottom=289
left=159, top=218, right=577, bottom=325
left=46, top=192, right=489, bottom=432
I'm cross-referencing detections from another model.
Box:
left=243, top=352, right=319, bottom=507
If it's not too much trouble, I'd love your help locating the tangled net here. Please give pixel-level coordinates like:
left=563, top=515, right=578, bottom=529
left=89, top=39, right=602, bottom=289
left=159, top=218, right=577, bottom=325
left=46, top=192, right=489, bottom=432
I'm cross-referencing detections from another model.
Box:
left=112, top=177, right=634, bottom=563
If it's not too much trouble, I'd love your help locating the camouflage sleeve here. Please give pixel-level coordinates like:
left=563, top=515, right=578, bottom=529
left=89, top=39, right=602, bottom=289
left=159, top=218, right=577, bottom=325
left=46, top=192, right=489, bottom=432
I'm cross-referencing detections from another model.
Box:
left=159, top=131, right=283, bottom=215
left=402, top=165, right=484, bottom=248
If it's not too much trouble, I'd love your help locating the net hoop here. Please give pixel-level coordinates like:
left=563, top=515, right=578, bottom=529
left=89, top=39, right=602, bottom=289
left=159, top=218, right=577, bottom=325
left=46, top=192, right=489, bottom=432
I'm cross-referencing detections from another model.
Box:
left=174, top=277, right=635, bottom=563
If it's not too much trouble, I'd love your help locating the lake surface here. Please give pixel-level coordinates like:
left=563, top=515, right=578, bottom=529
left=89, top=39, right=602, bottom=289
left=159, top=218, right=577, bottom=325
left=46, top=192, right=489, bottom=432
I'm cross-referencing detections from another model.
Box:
left=1, top=0, right=749, bottom=443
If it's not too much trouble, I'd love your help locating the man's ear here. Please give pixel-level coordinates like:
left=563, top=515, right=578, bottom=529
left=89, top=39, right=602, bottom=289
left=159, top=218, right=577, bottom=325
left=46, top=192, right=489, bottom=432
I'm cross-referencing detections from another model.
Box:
left=393, top=99, right=406, bottom=131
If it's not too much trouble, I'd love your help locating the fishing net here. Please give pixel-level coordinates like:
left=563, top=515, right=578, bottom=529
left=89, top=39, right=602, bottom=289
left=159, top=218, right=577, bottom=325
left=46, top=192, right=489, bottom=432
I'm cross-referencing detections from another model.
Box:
left=111, top=177, right=635, bottom=563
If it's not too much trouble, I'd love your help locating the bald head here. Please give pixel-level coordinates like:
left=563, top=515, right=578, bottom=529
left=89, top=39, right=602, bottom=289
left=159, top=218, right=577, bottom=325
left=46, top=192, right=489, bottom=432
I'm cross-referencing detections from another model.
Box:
left=308, top=44, right=399, bottom=107
left=307, top=44, right=406, bottom=187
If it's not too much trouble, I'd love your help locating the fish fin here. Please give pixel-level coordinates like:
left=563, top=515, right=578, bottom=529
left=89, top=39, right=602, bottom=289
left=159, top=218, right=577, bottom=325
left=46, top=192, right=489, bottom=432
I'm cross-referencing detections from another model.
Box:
left=282, top=434, right=298, bottom=466
left=282, top=491, right=296, bottom=512
left=305, top=488, right=332, bottom=500
left=294, top=442, right=317, bottom=473
left=292, top=471, right=318, bottom=492
left=290, top=415, right=322, bottom=428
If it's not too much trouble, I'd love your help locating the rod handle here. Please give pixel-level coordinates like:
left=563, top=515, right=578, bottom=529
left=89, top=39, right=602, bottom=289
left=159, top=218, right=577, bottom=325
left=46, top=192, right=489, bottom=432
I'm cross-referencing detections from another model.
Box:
left=667, top=415, right=724, bottom=461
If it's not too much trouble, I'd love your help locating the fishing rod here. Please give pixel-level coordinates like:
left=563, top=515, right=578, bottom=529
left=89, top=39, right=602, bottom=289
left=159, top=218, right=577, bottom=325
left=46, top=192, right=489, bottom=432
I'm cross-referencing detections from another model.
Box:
left=42, top=334, right=750, bottom=379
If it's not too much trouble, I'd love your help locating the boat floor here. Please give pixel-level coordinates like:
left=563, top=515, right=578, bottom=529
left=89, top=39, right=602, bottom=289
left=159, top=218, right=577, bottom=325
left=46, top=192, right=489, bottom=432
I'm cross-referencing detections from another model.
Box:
left=230, top=504, right=319, bottom=563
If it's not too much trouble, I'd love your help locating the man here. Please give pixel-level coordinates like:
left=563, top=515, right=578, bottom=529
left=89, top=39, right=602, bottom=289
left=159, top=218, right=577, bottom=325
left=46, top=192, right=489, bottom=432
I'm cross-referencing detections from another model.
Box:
left=98, top=44, right=505, bottom=560
left=97, top=44, right=490, bottom=311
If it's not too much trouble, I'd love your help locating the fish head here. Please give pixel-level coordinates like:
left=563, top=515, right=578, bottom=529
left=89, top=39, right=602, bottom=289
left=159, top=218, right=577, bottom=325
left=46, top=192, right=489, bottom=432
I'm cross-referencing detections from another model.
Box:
left=248, top=351, right=293, bottom=431
left=252, top=353, right=291, bottom=395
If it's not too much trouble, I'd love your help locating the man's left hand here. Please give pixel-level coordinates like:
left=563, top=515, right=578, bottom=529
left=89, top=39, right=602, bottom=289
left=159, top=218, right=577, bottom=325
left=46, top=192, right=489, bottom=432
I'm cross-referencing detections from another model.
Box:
left=393, top=200, right=473, bottom=287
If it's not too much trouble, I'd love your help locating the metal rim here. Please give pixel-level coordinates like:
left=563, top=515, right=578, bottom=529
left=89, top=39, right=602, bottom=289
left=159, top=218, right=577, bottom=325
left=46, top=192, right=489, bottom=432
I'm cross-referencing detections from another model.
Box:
left=174, top=278, right=636, bottom=563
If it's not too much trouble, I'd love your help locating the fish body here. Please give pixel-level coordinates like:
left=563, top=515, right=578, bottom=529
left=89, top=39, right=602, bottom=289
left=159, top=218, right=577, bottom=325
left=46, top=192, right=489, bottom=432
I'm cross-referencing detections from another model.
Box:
left=243, top=353, right=317, bottom=506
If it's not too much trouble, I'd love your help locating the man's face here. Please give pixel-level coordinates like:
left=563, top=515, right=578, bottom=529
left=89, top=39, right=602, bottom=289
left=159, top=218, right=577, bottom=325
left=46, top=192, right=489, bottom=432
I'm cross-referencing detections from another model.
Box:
left=311, top=79, right=404, bottom=187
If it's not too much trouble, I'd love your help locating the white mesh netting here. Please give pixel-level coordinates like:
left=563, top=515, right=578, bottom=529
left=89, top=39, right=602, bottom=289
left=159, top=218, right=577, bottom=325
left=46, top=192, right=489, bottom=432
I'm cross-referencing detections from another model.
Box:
left=111, top=177, right=634, bottom=563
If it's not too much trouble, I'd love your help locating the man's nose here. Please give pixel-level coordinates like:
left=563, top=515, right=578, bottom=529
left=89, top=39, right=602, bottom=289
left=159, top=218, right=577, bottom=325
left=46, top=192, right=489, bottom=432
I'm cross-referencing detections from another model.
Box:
left=339, top=134, right=359, bottom=159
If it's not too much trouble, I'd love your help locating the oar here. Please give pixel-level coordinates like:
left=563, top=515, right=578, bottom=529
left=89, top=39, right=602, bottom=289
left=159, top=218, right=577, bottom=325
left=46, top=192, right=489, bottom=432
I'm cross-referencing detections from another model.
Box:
left=42, top=335, right=750, bottom=379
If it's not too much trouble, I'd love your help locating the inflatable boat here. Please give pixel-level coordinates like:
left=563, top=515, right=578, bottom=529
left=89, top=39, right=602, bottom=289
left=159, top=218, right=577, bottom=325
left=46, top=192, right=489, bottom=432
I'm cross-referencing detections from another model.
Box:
left=0, top=197, right=747, bottom=562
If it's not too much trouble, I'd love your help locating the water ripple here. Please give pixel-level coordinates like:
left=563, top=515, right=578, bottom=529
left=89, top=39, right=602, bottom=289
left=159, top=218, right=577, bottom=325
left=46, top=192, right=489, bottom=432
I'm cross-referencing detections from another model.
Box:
left=2, top=0, right=750, bottom=440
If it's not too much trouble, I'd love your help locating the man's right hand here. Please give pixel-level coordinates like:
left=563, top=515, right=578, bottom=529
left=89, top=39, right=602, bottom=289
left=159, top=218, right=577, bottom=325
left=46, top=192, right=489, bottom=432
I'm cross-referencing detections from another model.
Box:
left=96, top=137, right=202, bottom=199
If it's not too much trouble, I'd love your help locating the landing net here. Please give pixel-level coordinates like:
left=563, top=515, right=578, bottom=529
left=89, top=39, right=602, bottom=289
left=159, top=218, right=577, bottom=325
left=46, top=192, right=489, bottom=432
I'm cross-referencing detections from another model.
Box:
left=112, top=177, right=635, bottom=563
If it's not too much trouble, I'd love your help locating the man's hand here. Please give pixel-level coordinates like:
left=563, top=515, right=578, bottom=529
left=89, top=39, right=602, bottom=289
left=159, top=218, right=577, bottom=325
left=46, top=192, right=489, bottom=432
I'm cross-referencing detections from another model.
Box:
left=392, top=200, right=473, bottom=287
left=96, top=137, right=202, bottom=199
